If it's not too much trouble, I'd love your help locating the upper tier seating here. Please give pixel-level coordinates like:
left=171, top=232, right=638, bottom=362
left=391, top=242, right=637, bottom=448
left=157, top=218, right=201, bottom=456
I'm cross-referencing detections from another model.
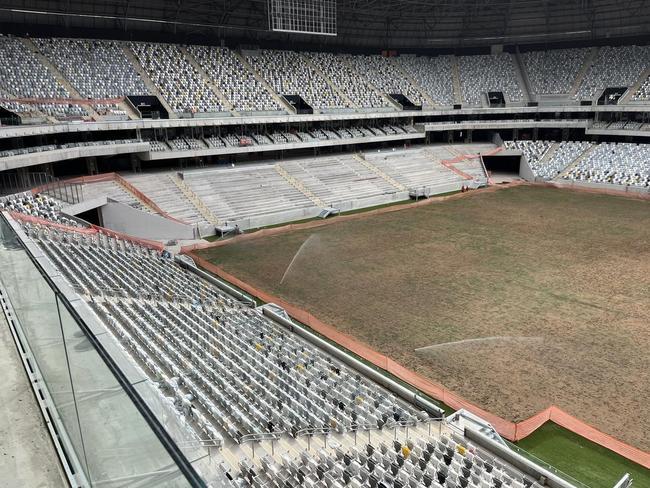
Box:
left=246, top=50, right=349, bottom=110
left=575, top=45, right=650, bottom=100
left=187, top=45, right=281, bottom=112
left=564, top=142, right=650, bottom=187
left=130, top=42, right=223, bottom=113
left=33, top=38, right=148, bottom=99
left=345, top=55, right=426, bottom=105
left=304, top=52, right=389, bottom=109
left=522, top=48, right=589, bottom=95
left=393, top=55, right=455, bottom=106
left=458, top=53, right=524, bottom=105
left=0, top=36, right=68, bottom=99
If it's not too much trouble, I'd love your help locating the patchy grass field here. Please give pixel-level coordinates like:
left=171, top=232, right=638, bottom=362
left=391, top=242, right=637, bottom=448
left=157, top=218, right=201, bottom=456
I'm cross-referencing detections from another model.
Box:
left=198, top=185, right=650, bottom=451
left=516, top=422, right=650, bottom=488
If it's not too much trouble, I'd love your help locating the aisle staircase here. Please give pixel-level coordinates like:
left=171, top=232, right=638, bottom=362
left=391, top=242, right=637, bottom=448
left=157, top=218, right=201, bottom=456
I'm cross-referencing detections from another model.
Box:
left=170, top=175, right=221, bottom=225
left=451, top=57, right=463, bottom=105
left=181, top=47, right=238, bottom=115
left=301, top=54, right=355, bottom=109
left=274, top=164, right=326, bottom=207
left=620, top=66, right=650, bottom=103
left=121, top=43, right=178, bottom=118
left=387, top=58, right=436, bottom=107
left=233, top=50, right=294, bottom=113
left=352, top=153, right=407, bottom=191
left=570, top=47, right=600, bottom=97
left=556, top=144, right=597, bottom=180
left=22, top=38, right=100, bottom=120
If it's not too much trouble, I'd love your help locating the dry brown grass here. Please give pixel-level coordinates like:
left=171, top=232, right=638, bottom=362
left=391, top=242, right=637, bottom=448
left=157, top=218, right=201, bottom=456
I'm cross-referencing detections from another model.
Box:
left=198, top=185, right=650, bottom=450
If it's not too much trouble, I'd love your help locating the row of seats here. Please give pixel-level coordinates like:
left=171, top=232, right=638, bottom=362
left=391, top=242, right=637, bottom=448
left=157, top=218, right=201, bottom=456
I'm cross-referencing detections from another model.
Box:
left=4, top=35, right=650, bottom=119
left=575, top=45, right=650, bottom=100
left=505, top=140, right=594, bottom=179
left=564, top=142, right=650, bottom=187
left=33, top=38, right=148, bottom=99
left=0, top=193, right=82, bottom=227
left=23, top=225, right=425, bottom=446
left=188, top=46, right=281, bottom=112
left=247, top=50, right=349, bottom=110
left=144, top=125, right=416, bottom=152
left=233, top=433, right=535, bottom=488
left=522, top=48, right=589, bottom=95
left=0, top=139, right=138, bottom=159
left=131, top=42, right=224, bottom=114
left=458, top=54, right=524, bottom=105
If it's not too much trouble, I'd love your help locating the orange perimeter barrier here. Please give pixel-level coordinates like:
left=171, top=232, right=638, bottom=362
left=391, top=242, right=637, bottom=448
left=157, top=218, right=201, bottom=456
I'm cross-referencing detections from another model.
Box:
left=32, top=172, right=190, bottom=226
left=185, top=218, right=650, bottom=468
left=11, top=211, right=165, bottom=251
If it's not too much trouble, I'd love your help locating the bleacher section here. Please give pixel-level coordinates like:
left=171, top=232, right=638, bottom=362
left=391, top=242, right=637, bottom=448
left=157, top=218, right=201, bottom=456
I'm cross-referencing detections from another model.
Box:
left=363, top=147, right=483, bottom=192
left=81, top=179, right=152, bottom=212
left=345, top=55, right=426, bottom=106
left=458, top=54, right=524, bottom=105
left=563, top=142, right=650, bottom=187
left=125, top=173, right=210, bottom=226
left=505, top=140, right=594, bottom=179
left=130, top=42, right=223, bottom=114
left=522, top=48, right=589, bottom=95
left=575, top=45, right=650, bottom=100
left=188, top=45, right=281, bottom=112
left=4, top=205, right=568, bottom=488
left=304, top=52, right=389, bottom=109
left=183, top=164, right=318, bottom=224
left=1, top=35, right=650, bottom=121
left=394, top=55, right=455, bottom=107
left=33, top=38, right=148, bottom=99
left=278, top=155, right=399, bottom=205
left=246, top=50, right=348, bottom=110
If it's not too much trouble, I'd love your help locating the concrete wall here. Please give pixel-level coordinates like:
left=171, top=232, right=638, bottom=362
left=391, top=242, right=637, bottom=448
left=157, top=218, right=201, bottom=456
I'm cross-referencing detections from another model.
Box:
left=100, top=201, right=196, bottom=240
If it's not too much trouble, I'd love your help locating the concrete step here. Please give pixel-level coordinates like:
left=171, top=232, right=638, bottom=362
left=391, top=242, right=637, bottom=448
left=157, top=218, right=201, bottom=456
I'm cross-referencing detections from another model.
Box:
left=353, top=153, right=407, bottom=191
left=514, top=48, right=533, bottom=103
left=451, top=56, right=463, bottom=105
left=232, top=50, right=293, bottom=113
left=121, top=43, right=178, bottom=118
left=170, top=175, right=220, bottom=225
left=274, top=164, right=326, bottom=207
left=180, top=47, right=238, bottom=115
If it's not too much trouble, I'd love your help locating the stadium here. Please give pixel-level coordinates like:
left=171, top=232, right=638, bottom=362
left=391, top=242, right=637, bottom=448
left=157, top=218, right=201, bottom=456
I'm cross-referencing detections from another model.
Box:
left=0, top=0, right=648, bottom=487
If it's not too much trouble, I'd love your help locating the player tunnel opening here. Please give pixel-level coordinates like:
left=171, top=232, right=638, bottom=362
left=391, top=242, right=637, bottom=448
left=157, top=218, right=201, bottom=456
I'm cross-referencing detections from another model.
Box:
left=482, top=154, right=526, bottom=181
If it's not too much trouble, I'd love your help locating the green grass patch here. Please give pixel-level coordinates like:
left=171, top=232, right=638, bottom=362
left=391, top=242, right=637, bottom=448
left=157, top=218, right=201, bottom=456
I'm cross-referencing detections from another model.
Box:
left=516, top=422, right=649, bottom=488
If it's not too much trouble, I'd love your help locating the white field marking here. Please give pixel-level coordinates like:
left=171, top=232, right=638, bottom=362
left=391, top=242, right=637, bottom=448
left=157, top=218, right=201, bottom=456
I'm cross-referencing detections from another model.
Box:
left=415, top=336, right=543, bottom=352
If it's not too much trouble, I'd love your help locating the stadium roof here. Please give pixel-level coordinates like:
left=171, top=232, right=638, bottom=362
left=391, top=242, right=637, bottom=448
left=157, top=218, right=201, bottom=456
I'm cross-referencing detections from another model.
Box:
left=1, top=0, right=649, bottom=51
